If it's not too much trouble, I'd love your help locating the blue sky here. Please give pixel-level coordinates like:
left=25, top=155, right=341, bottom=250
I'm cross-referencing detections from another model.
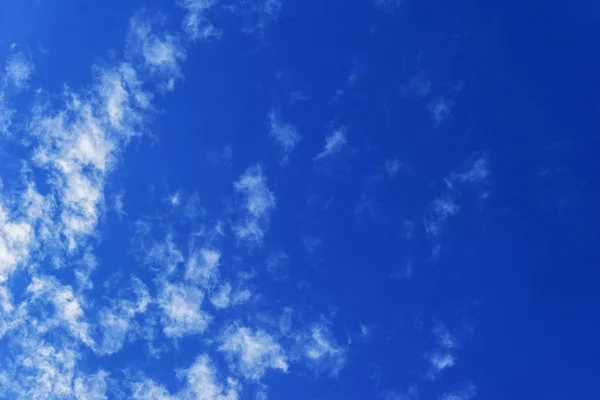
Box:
left=0, top=0, right=599, bottom=399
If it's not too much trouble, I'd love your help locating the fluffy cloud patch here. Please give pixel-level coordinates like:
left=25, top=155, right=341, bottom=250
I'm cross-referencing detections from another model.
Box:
left=220, top=326, right=288, bottom=380
left=4, top=51, right=34, bottom=89
left=132, top=355, right=239, bottom=400
left=185, top=247, right=221, bottom=287
left=0, top=205, right=33, bottom=283
left=128, top=13, right=186, bottom=90
left=26, top=276, right=92, bottom=346
left=301, top=323, right=347, bottom=375
left=158, top=281, right=211, bottom=338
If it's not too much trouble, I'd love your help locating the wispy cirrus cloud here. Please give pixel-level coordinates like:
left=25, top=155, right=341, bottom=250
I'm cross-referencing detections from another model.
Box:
left=301, top=322, right=347, bottom=376
left=314, top=128, right=347, bottom=162
left=424, top=152, right=490, bottom=257
left=127, top=12, right=186, bottom=91
left=178, top=0, right=221, bottom=41
left=233, top=165, right=276, bottom=245
left=3, top=50, right=34, bottom=90
left=439, top=381, right=477, bottom=400
left=268, top=110, right=300, bottom=164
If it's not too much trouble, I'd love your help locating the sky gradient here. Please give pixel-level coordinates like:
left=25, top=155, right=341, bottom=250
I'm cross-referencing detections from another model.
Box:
left=0, top=0, right=599, bottom=399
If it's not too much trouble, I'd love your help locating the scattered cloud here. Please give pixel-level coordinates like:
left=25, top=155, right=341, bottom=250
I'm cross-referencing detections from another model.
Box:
left=220, top=326, right=288, bottom=380
left=314, top=128, right=347, bottom=163
left=235, top=0, right=284, bottom=35
left=439, top=381, right=477, bottom=400
left=26, top=275, right=93, bottom=346
left=132, top=355, right=239, bottom=400
left=158, top=281, right=211, bottom=338
left=428, top=97, right=453, bottom=126
left=233, top=165, right=276, bottom=244
left=96, top=277, right=150, bottom=354
left=385, top=157, right=404, bottom=178
left=301, top=323, right=347, bottom=375
left=426, top=351, right=455, bottom=379
left=186, top=247, right=221, bottom=287
left=268, top=110, right=300, bottom=164
left=113, top=191, right=126, bottom=218
left=128, top=12, right=186, bottom=90
left=178, top=0, right=221, bottom=41
left=424, top=195, right=460, bottom=236
left=446, top=152, right=490, bottom=189
left=210, top=282, right=232, bottom=308
left=4, top=51, right=34, bottom=89
left=402, top=74, right=432, bottom=99
left=0, top=204, right=34, bottom=283
left=0, top=91, right=15, bottom=134
left=145, top=233, right=185, bottom=275
left=433, top=322, right=458, bottom=349
left=424, top=152, right=490, bottom=244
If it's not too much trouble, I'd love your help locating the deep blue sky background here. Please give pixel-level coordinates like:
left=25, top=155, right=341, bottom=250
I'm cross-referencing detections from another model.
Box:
left=0, top=0, right=599, bottom=399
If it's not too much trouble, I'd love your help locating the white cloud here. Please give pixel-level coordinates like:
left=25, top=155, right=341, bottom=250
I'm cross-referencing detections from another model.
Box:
left=186, top=247, right=220, bottom=287
left=113, top=191, right=126, bottom=218
left=233, top=165, right=275, bottom=244
left=178, top=0, right=221, bottom=41
left=423, top=195, right=460, bottom=236
left=132, top=355, right=239, bottom=400
left=4, top=51, right=34, bottom=89
left=26, top=276, right=93, bottom=346
left=30, top=62, right=150, bottom=251
left=146, top=233, right=185, bottom=275
left=0, top=337, right=107, bottom=399
left=314, top=128, right=347, bottom=162
left=268, top=110, right=300, bottom=164
left=96, top=277, right=150, bottom=354
left=424, top=152, right=490, bottom=250
left=447, top=153, right=490, bottom=189
left=426, top=351, right=455, bottom=380
left=220, top=326, right=288, bottom=380
left=128, top=13, right=186, bottom=90
left=433, top=322, right=458, bottom=349
left=439, top=382, right=477, bottom=400
left=73, top=371, right=110, bottom=400
left=301, top=323, right=347, bottom=375
left=158, top=281, right=211, bottom=338
left=210, top=282, right=232, bottom=309
left=0, top=91, right=15, bottom=134
left=0, top=204, right=33, bottom=283
left=184, top=355, right=240, bottom=400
